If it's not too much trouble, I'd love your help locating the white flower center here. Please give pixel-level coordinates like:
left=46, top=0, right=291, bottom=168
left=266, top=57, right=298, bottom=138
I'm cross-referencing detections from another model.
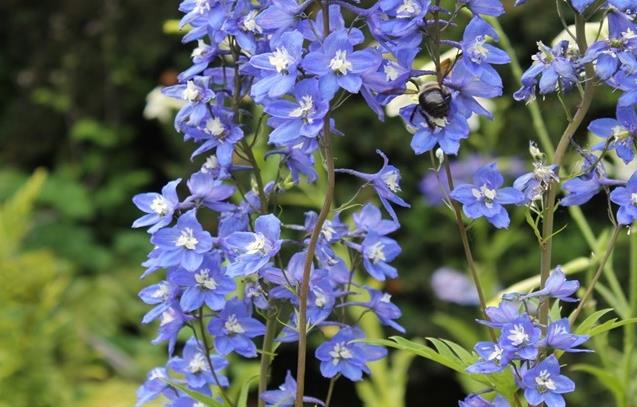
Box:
left=150, top=196, right=170, bottom=216
left=152, top=282, right=171, bottom=300
left=611, top=124, right=631, bottom=140
left=191, top=40, right=208, bottom=58
left=176, top=228, right=199, bottom=250
left=631, top=193, right=637, bottom=206
left=160, top=309, right=176, bottom=326
left=382, top=170, right=401, bottom=192
left=182, top=80, right=201, bottom=102
left=535, top=370, right=557, bottom=392
left=396, top=0, right=421, bottom=17
left=289, top=95, right=315, bottom=122
left=552, top=324, right=568, bottom=336
left=368, top=241, right=386, bottom=264
left=202, top=155, right=219, bottom=173
left=205, top=117, right=225, bottom=137
left=245, top=233, right=269, bottom=254
left=189, top=353, right=208, bottom=373
left=487, top=345, right=504, bottom=362
left=472, top=184, right=497, bottom=208
left=384, top=63, right=399, bottom=81
left=269, top=47, right=294, bottom=73
left=507, top=324, right=530, bottom=346
left=329, top=50, right=353, bottom=75
left=194, top=0, right=211, bottom=14
left=313, top=288, right=328, bottom=307
left=195, top=268, right=218, bottom=290
left=224, top=314, right=245, bottom=334
left=469, top=36, right=489, bottom=63
left=381, top=293, right=392, bottom=303
left=329, top=342, right=353, bottom=364
left=322, top=221, right=336, bottom=241
left=242, top=10, right=262, bottom=33
left=149, top=368, right=166, bottom=381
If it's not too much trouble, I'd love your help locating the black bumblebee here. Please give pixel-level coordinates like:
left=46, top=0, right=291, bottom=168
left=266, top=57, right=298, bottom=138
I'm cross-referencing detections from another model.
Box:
left=415, top=81, right=452, bottom=128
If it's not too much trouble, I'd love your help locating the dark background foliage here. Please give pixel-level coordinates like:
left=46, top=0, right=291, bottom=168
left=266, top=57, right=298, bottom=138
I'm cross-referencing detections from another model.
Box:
left=0, top=0, right=627, bottom=406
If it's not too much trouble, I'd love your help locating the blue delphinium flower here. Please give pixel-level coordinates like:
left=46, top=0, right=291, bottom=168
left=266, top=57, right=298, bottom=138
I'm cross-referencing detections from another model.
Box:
left=610, top=169, right=637, bottom=224
left=499, top=314, right=542, bottom=360
left=208, top=298, right=266, bottom=357
left=480, top=298, right=522, bottom=328
left=171, top=254, right=236, bottom=312
left=352, top=203, right=400, bottom=236
left=264, top=78, right=329, bottom=145
left=460, top=17, right=510, bottom=77
left=514, top=161, right=559, bottom=203
left=135, top=367, right=170, bottom=407
left=315, top=327, right=387, bottom=381
left=522, top=266, right=579, bottom=302
left=249, top=30, right=304, bottom=102
left=378, top=0, right=431, bottom=37
left=589, top=106, right=637, bottom=164
left=225, top=214, right=282, bottom=277
left=139, top=280, right=179, bottom=324
left=183, top=171, right=235, bottom=211
left=459, top=0, right=504, bottom=16
left=168, top=337, right=229, bottom=388
left=584, top=11, right=637, bottom=81
left=513, top=41, right=579, bottom=101
left=544, top=318, right=590, bottom=353
left=336, top=150, right=410, bottom=222
left=466, top=341, right=514, bottom=374
left=459, top=394, right=510, bottom=407
left=450, top=163, right=525, bottom=228
left=521, top=355, right=575, bottom=407
left=402, top=101, right=470, bottom=156
left=346, top=287, right=405, bottom=332
left=355, top=232, right=401, bottom=281
left=163, top=76, right=215, bottom=128
left=133, top=179, right=181, bottom=233
left=150, top=209, right=214, bottom=271
left=260, top=370, right=325, bottom=407
left=302, top=29, right=381, bottom=97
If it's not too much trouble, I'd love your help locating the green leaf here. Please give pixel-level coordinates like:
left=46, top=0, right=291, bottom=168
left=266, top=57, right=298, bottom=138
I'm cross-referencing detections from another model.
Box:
left=167, top=381, right=227, bottom=407
left=574, top=308, right=613, bottom=335
left=571, top=364, right=626, bottom=407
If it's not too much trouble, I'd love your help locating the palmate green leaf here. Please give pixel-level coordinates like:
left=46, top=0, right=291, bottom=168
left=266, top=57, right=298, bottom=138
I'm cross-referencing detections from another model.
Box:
left=167, top=381, right=226, bottom=407
left=570, top=364, right=626, bottom=407
left=364, top=336, right=517, bottom=401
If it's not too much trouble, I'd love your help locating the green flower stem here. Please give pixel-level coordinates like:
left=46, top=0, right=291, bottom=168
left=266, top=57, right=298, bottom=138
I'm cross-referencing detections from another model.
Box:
left=569, top=225, right=622, bottom=324
left=198, top=312, right=235, bottom=407
left=257, top=311, right=278, bottom=407
left=443, top=161, right=495, bottom=340
left=295, top=4, right=335, bottom=406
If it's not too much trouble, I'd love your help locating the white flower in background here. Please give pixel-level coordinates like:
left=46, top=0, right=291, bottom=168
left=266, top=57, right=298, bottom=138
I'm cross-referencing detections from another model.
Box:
left=143, top=86, right=186, bottom=124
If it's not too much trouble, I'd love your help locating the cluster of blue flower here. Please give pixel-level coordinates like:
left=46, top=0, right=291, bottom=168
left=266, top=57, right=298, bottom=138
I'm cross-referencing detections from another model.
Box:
left=460, top=268, right=588, bottom=407
left=132, top=0, right=436, bottom=404
left=132, top=0, right=637, bottom=404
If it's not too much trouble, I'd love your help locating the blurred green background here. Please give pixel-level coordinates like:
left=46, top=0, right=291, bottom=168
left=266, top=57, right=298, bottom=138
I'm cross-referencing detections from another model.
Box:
left=0, top=0, right=631, bottom=406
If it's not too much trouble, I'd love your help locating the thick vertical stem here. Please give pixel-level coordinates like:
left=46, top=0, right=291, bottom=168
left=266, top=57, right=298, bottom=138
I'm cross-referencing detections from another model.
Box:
left=539, top=13, right=595, bottom=327
left=294, top=5, right=333, bottom=405
left=294, top=118, right=334, bottom=407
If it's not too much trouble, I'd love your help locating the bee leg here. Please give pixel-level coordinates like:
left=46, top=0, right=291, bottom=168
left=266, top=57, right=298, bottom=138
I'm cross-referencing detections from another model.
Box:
left=423, top=113, right=436, bottom=130
left=409, top=105, right=418, bottom=124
